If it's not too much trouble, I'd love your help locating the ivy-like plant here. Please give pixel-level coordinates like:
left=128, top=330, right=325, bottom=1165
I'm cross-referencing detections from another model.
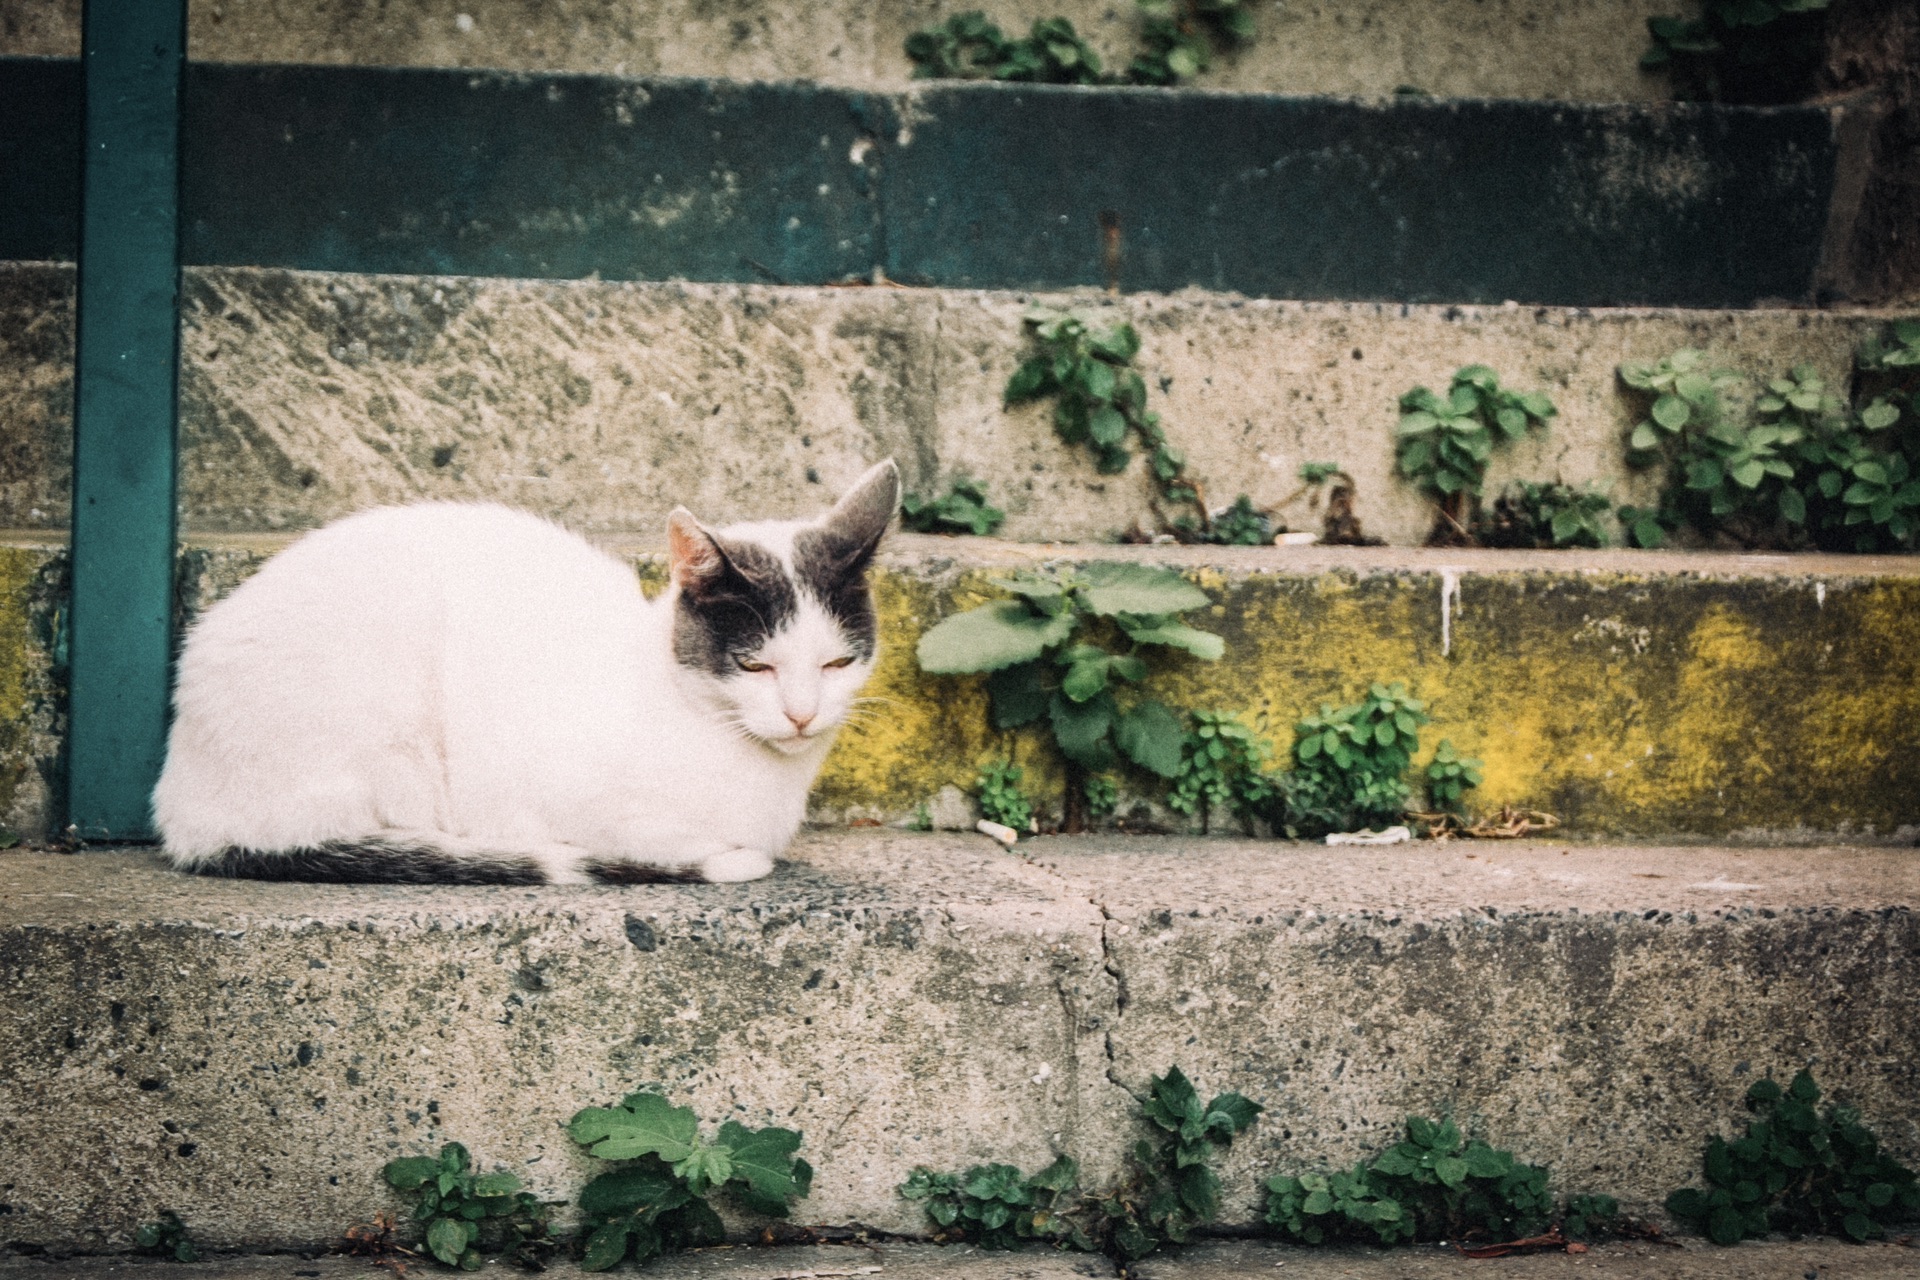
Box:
left=1666, top=1070, right=1920, bottom=1245
left=1266, top=1116, right=1616, bottom=1246
left=1396, top=366, right=1557, bottom=544
left=382, top=1143, right=556, bottom=1270
left=916, top=563, right=1222, bottom=831
left=1423, top=740, right=1483, bottom=815
left=1130, top=0, right=1257, bottom=84
left=899, top=1156, right=1087, bottom=1250
left=975, top=758, right=1034, bottom=830
left=1619, top=336, right=1920, bottom=552
left=1006, top=306, right=1209, bottom=532
left=904, top=13, right=1106, bottom=84
left=1200, top=494, right=1272, bottom=546
left=568, top=1092, right=811, bottom=1270
left=1288, top=682, right=1429, bottom=835
left=1642, top=0, right=1830, bottom=104
left=1478, top=481, right=1612, bottom=549
left=902, top=478, right=1006, bottom=536
left=133, top=1212, right=199, bottom=1264
left=1168, top=709, right=1276, bottom=833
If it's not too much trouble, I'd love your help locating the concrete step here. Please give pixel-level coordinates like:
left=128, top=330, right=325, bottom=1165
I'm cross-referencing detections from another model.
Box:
left=2, top=532, right=1918, bottom=843
left=6, top=1, right=1705, bottom=103
left=1, top=263, right=1903, bottom=543
left=5, top=1240, right=1920, bottom=1280
left=1, top=832, right=1914, bottom=1250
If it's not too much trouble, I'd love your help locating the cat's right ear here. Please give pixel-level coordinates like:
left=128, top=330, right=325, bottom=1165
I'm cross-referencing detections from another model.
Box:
left=667, top=508, right=727, bottom=594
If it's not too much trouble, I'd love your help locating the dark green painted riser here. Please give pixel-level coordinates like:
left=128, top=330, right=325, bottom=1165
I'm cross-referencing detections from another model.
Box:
left=0, top=57, right=1845, bottom=306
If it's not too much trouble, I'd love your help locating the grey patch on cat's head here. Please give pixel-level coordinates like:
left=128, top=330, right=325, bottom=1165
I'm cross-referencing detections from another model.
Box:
left=668, top=517, right=798, bottom=677
left=791, top=460, right=901, bottom=658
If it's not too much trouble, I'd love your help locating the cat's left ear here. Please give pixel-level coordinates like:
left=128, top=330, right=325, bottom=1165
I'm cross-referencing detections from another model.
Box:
left=811, top=459, right=901, bottom=576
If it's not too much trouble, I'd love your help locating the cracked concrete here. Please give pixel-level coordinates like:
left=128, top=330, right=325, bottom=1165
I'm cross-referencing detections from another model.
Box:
left=2, top=832, right=1914, bottom=1251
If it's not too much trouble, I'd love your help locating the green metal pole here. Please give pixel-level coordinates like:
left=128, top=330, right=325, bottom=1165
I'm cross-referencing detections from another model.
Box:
left=68, top=0, right=186, bottom=839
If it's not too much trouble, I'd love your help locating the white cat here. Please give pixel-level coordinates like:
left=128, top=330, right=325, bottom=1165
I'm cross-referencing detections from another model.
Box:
left=153, top=461, right=900, bottom=885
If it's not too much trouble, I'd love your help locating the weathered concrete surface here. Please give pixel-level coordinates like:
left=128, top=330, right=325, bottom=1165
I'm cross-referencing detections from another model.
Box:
left=6, top=1241, right=1920, bottom=1280
left=2, top=535, right=1920, bottom=841
left=0, top=833, right=1128, bottom=1249
left=0, top=1, right=1698, bottom=102
left=0, top=833, right=1914, bottom=1250
left=1134, top=1238, right=1920, bottom=1278
left=3, top=263, right=1903, bottom=543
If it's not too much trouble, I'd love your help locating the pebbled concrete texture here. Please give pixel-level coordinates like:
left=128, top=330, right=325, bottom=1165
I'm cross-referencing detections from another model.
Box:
left=1, top=263, right=1903, bottom=544
left=1, top=0, right=1697, bottom=102
left=2, top=535, right=1920, bottom=842
left=0, top=833, right=1915, bottom=1251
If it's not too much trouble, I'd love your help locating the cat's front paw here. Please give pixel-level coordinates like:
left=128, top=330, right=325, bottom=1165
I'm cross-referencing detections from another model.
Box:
left=699, top=847, right=775, bottom=883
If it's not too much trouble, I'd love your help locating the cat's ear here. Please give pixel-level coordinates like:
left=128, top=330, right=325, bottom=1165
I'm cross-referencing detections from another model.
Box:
left=812, top=459, right=901, bottom=576
left=667, top=507, right=728, bottom=594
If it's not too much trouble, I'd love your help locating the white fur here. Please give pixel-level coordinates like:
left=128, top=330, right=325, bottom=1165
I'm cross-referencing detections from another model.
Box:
left=153, top=490, right=887, bottom=885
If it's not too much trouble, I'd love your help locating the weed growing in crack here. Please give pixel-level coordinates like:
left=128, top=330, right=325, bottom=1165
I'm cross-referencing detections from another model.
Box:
left=899, top=1066, right=1260, bottom=1263
left=382, top=1142, right=557, bottom=1270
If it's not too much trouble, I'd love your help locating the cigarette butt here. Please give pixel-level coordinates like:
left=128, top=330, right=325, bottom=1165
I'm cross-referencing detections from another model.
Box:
left=976, top=819, right=1019, bottom=846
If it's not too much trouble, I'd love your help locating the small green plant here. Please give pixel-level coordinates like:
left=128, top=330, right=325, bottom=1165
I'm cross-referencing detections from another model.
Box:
left=898, top=1066, right=1259, bottom=1263
left=568, top=1092, right=812, bottom=1270
left=916, top=562, right=1222, bottom=831
left=1200, top=494, right=1272, bottom=546
left=1642, top=0, right=1830, bottom=104
left=1423, top=740, right=1483, bottom=815
left=1083, top=773, right=1119, bottom=821
left=1265, top=1116, right=1609, bottom=1246
left=1169, top=709, right=1276, bottom=833
left=1006, top=305, right=1208, bottom=531
left=1288, top=682, right=1429, bottom=835
left=1478, top=481, right=1612, bottom=549
left=902, top=478, right=1006, bottom=536
left=904, top=12, right=1106, bottom=84
left=1396, top=366, right=1557, bottom=544
left=976, top=759, right=1034, bottom=830
left=382, top=1143, right=555, bottom=1270
left=899, top=1156, right=1088, bottom=1250
left=134, top=1212, right=199, bottom=1263
left=1666, top=1069, right=1920, bottom=1245
left=1619, top=336, right=1920, bottom=552
left=1130, top=0, right=1257, bottom=85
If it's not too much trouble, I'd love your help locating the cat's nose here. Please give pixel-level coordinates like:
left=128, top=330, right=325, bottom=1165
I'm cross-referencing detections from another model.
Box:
left=786, top=711, right=815, bottom=734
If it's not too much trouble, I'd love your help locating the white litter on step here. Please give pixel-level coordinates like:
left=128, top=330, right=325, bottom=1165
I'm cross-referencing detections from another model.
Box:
left=1325, top=825, right=1412, bottom=846
left=976, top=819, right=1019, bottom=846
left=1274, top=531, right=1319, bottom=546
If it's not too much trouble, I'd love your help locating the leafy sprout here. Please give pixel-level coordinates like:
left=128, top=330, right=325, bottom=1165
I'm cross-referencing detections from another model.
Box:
left=382, top=1142, right=556, bottom=1270
left=567, top=1092, right=811, bottom=1270
left=1667, top=1069, right=1920, bottom=1245
left=902, top=478, right=1006, bottom=536
left=1396, top=366, right=1557, bottom=544
left=975, top=759, right=1034, bottom=830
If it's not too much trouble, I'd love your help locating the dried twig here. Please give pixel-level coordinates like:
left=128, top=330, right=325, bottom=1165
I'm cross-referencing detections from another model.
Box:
left=1414, top=806, right=1561, bottom=840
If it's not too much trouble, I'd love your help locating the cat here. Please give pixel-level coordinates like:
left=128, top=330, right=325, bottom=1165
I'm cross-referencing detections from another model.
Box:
left=152, top=460, right=900, bottom=885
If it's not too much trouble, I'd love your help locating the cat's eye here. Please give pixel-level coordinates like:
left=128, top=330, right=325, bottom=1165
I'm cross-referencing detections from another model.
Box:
left=735, top=657, right=772, bottom=673
left=823, top=656, right=855, bottom=670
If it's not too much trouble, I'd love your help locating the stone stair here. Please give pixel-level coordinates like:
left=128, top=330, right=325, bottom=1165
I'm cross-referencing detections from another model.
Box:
left=1, top=0, right=1917, bottom=1263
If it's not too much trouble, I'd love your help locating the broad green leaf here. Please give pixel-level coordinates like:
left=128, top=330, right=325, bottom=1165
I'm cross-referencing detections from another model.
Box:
left=1029, top=1154, right=1080, bottom=1192
left=916, top=601, right=1073, bottom=674
left=1079, top=360, right=1116, bottom=401
left=715, top=1122, right=806, bottom=1208
left=1464, top=1144, right=1511, bottom=1178
left=1518, top=391, right=1555, bottom=419
left=1167, top=43, right=1201, bottom=77
left=1119, top=619, right=1224, bottom=660
left=1089, top=404, right=1127, bottom=446
left=1061, top=654, right=1110, bottom=703
left=1205, top=1092, right=1263, bottom=1134
left=1433, top=1156, right=1469, bottom=1188
left=1081, top=563, right=1210, bottom=616
left=578, top=1167, right=680, bottom=1217
left=580, top=1222, right=631, bottom=1272
left=427, top=1217, right=469, bottom=1266
left=1731, top=459, right=1766, bottom=489
left=1115, top=700, right=1185, bottom=777
left=1004, top=357, right=1051, bottom=403
left=986, top=661, right=1049, bottom=728
left=1630, top=421, right=1660, bottom=451
left=1109, top=653, right=1148, bottom=683
left=1778, top=486, right=1806, bottom=524
left=1397, top=411, right=1439, bottom=437
left=988, top=573, right=1067, bottom=603
left=1089, top=325, right=1141, bottom=362
left=384, top=1156, right=439, bottom=1190
left=1494, top=406, right=1527, bottom=439
left=1178, top=1161, right=1220, bottom=1217
left=569, top=1093, right=699, bottom=1163
left=469, top=1171, right=521, bottom=1197
left=1675, top=372, right=1715, bottom=405
left=1652, top=394, right=1691, bottom=430
left=1049, top=691, right=1115, bottom=768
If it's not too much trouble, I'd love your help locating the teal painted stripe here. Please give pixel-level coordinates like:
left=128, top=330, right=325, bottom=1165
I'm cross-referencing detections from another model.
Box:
left=0, top=58, right=1852, bottom=305
left=67, top=2, right=185, bottom=839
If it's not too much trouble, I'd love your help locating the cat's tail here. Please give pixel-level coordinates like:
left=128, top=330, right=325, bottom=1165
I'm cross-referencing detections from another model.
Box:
left=169, top=829, right=567, bottom=885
